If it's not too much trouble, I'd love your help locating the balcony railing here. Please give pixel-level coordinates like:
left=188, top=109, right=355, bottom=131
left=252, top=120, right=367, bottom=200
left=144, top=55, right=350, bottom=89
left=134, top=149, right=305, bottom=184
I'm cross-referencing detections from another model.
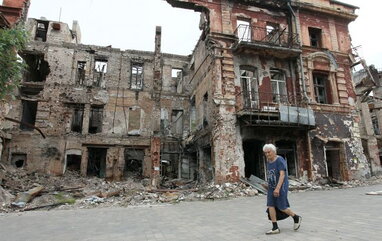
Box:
left=234, top=25, right=300, bottom=49
left=237, top=91, right=315, bottom=126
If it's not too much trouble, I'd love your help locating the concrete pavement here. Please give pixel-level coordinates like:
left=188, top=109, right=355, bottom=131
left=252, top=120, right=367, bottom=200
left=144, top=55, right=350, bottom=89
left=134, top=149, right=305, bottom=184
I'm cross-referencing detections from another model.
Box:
left=1, top=184, right=381, bottom=241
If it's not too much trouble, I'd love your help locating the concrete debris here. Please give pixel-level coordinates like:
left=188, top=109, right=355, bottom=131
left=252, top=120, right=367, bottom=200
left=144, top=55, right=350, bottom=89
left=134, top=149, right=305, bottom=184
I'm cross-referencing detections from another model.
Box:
left=0, top=163, right=381, bottom=212
left=365, top=191, right=382, bottom=195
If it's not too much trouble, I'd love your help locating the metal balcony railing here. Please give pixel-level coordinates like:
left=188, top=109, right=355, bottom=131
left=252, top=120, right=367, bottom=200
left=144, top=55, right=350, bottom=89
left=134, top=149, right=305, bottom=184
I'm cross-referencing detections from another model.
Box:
left=234, top=25, right=300, bottom=49
left=237, top=91, right=315, bottom=126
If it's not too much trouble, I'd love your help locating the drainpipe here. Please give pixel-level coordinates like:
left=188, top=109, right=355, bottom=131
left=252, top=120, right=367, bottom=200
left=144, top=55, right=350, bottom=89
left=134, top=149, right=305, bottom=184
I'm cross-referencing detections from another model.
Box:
left=287, top=0, right=310, bottom=103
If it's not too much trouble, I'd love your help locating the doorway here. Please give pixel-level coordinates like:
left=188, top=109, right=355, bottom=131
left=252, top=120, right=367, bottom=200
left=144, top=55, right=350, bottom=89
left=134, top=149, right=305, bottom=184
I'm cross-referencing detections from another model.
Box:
left=87, top=148, right=107, bottom=177
left=243, top=140, right=265, bottom=179
left=276, top=140, right=297, bottom=177
left=325, top=142, right=342, bottom=180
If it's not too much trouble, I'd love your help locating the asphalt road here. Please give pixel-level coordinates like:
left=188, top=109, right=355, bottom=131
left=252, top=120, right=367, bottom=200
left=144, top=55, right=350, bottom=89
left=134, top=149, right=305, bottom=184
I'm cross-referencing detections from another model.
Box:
left=1, top=184, right=381, bottom=241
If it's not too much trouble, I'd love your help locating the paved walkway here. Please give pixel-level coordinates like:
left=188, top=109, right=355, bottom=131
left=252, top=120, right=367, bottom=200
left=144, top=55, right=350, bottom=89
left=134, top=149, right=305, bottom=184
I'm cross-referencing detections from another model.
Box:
left=1, top=184, right=381, bottom=241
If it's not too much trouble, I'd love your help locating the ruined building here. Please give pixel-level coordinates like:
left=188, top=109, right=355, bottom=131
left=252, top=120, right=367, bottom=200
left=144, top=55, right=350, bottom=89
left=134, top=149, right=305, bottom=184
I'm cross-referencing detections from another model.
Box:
left=1, top=0, right=372, bottom=185
left=0, top=0, right=30, bottom=28
left=354, top=65, right=382, bottom=176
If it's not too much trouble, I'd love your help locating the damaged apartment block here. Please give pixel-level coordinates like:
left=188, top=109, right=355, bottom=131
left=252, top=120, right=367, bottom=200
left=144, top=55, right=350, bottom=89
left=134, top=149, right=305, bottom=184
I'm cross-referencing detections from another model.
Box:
left=0, top=0, right=375, bottom=186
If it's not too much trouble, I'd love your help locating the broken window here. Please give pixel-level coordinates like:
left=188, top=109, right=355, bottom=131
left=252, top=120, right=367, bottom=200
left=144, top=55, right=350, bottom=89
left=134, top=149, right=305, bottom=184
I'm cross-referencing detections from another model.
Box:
left=128, top=106, right=141, bottom=135
left=20, top=100, right=38, bottom=130
left=171, top=110, right=183, bottom=136
left=172, top=68, right=183, bottom=91
left=35, top=20, right=49, bottom=42
left=372, top=116, right=380, bottom=135
left=124, top=148, right=144, bottom=178
left=313, top=73, right=329, bottom=104
left=11, top=153, right=27, bottom=168
left=265, top=22, right=281, bottom=44
left=71, top=104, right=84, bottom=133
left=240, top=67, right=258, bottom=109
left=131, top=63, right=143, bottom=90
left=190, top=97, right=196, bottom=132
left=93, top=59, right=107, bottom=87
left=160, top=108, right=169, bottom=135
left=87, top=147, right=107, bottom=177
left=88, top=105, right=103, bottom=134
left=236, top=19, right=251, bottom=41
left=66, top=154, right=81, bottom=172
left=76, top=61, right=86, bottom=85
left=270, top=70, right=287, bottom=103
left=22, top=53, right=50, bottom=82
left=309, top=27, right=322, bottom=48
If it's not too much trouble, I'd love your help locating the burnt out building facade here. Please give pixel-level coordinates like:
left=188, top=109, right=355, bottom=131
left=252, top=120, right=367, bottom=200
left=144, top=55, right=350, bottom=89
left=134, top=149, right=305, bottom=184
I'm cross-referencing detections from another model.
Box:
left=166, top=0, right=370, bottom=182
left=1, top=0, right=372, bottom=184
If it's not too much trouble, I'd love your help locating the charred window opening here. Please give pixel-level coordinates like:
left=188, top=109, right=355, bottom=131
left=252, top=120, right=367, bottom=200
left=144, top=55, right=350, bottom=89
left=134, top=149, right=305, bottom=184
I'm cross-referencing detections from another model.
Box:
left=88, top=105, right=103, bottom=134
left=11, top=153, right=27, bottom=168
left=270, top=69, right=287, bottom=103
left=20, top=100, right=38, bottom=130
left=236, top=19, right=251, bottom=41
left=203, top=93, right=208, bottom=127
left=160, top=108, right=169, bottom=135
left=309, top=27, right=322, bottom=48
left=127, top=107, right=141, bottom=135
left=131, top=63, right=143, bottom=90
left=87, top=147, right=107, bottom=177
left=171, top=110, right=183, bottom=136
left=66, top=154, right=81, bottom=172
left=76, top=61, right=86, bottom=85
left=313, top=73, right=330, bottom=104
left=372, top=116, right=380, bottom=135
left=71, top=104, right=84, bottom=133
left=190, top=97, right=196, bottom=132
left=93, top=59, right=107, bottom=87
left=124, top=148, right=144, bottom=178
left=240, top=67, right=258, bottom=109
left=35, top=20, right=48, bottom=42
left=22, top=53, right=50, bottom=82
left=243, top=140, right=265, bottom=179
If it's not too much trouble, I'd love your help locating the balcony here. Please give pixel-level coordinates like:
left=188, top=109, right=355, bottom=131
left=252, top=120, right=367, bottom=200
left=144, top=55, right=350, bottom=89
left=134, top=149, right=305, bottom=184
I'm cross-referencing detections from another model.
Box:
left=232, top=25, right=301, bottom=58
left=236, top=91, right=315, bottom=128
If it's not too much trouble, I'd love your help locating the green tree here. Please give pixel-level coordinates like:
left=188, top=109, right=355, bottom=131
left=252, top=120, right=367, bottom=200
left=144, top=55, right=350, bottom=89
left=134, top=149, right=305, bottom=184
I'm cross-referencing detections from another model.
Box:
left=0, top=25, right=28, bottom=99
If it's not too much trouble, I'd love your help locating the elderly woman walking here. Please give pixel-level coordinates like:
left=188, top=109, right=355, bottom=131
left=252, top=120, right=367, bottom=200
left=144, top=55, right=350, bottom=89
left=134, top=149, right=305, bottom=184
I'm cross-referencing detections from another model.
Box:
left=262, top=143, right=302, bottom=235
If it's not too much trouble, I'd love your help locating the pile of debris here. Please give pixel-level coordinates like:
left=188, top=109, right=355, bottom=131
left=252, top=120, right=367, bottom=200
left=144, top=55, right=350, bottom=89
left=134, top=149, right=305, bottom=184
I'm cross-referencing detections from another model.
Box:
left=0, top=164, right=258, bottom=213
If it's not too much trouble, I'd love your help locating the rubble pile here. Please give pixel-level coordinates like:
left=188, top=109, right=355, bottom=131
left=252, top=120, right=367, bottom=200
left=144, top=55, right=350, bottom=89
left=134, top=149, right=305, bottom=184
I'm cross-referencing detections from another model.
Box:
left=0, top=164, right=258, bottom=213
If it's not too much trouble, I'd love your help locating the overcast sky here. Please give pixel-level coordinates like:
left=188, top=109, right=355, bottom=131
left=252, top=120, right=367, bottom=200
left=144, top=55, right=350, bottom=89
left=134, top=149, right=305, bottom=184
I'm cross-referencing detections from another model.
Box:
left=25, top=0, right=382, bottom=68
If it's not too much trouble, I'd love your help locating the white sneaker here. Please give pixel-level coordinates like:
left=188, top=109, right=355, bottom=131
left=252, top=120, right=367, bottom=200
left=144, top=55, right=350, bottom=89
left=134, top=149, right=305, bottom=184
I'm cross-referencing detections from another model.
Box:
left=265, top=228, right=280, bottom=235
left=294, top=216, right=302, bottom=230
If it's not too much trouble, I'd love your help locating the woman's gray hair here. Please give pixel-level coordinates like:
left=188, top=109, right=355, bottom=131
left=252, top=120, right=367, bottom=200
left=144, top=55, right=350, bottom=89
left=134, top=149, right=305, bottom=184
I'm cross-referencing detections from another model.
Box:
left=263, top=143, right=277, bottom=153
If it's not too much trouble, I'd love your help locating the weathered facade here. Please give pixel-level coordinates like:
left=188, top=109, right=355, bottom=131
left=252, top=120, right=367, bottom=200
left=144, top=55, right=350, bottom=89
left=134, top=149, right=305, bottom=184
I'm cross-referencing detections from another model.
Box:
left=1, top=0, right=373, bottom=184
left=354, top=66, right=382, bottom=176
left=0, top=0, right=29, bottom=27
left=167, top=0, right=370, bottom=182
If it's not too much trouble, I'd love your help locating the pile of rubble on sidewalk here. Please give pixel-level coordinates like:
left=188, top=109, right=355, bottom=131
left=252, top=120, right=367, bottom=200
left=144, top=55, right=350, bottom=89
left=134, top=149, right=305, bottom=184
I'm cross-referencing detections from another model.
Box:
left=0, top=163, right=258, bottom=213
left=1, top=163, right=381, bottom=213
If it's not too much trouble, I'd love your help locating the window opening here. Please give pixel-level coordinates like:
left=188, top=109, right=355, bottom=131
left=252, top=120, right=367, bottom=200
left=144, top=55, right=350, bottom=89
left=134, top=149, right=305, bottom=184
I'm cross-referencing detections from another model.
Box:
left=171, top=110, right=183, bottom=136
left=35, top=21, right=48, bottom=42
left=131, top=63, right=143, bottom=90
left=270, top=70, right=287, bottom=103
left=93, top=59, right=107, bottom=87
left=88, top=105, right=103, bottom=134
left=71, top=104, right=84, bottom=133
left=11, top=153, right=27, bottom=168
left=309, top=27, right=322, bottom=48
left=240, top=68, right=258, bottom=108
left=237, top=19, right=251, bottom=42
left=87, top=148, right=107, bottom=177
left=66, top=154, right=81, bottom=172
left=76, top=61, right=86, bottom=85
left=22, top=53, right=50, bottom=82
left=20, top=100, right=38, bottom=130
left=313, top=73, right=329, bottom=104
left=124, top=148, right=144, bottom=179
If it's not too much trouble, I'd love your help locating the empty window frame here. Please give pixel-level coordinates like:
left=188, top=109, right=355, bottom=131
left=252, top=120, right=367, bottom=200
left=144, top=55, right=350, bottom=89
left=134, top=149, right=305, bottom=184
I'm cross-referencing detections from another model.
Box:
left=313, top=73, right=329, bottom=104
left=240, top=67, right=259, bottom=108
left=93, top=59, right=108, bottom=87
left=171, top=110, right=184, bottom=136
left=309, top=27, right=322, bottom=48
left=35, top=21, right=49, bottom=42
left=88, top=105, right=103, bottom=134
left=71, top=104, right=84, bottom=133
left=372, top=116, right=380, bottom=135
left=76, top=61, right=86, bottom=85
left=20, top=100, right=38, bottom=130
left=270, top=70, right=287, bottom=103
left=131, top=63, right=144, bottom=90
left=236, top=19, right=251, bottom=42
left=22, top=53, right=50, bottom=82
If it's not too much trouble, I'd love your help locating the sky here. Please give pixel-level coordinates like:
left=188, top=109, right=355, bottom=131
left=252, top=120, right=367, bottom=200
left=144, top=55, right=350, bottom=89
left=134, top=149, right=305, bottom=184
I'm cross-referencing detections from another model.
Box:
left=24, top=0, right=382, bottom=68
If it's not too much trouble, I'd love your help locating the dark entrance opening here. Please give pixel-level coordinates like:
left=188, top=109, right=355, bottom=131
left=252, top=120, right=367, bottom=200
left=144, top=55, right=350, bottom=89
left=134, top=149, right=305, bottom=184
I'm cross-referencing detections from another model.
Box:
left=66, top=154, right=81, bottom=172
left=11, top=153, right=27, bottom=168
left=325, top=142, right=341, bottom=180
left=87, top=148, right=107, bottom=177
left=200, top=146, right=213, bottom=182
left=20, top=100, right=38, bottom=130
left=243, top=140, right=265, bottom=179
left=276, top=140, right=297, bottom=177
left=124, top=148, right=144, bottom=178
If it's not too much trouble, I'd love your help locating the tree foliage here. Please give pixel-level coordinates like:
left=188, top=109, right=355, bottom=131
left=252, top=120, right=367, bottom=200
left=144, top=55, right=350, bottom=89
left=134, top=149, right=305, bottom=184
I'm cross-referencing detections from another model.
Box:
left=0, top=25, right=28, bottom=99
